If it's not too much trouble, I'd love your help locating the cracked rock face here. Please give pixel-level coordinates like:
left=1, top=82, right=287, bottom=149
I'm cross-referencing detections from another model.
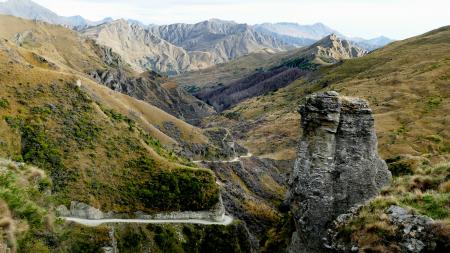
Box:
left=288, top=91, right=391, bottom=253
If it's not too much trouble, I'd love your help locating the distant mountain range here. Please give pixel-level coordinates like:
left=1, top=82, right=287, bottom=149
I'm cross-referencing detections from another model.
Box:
left=254, top=22, right=393, bottom=49
left=82, top=19, right=287, bottom=74
left=0, top=0, right=394, bottom=74
left=0, top=0, right=111, bottom=28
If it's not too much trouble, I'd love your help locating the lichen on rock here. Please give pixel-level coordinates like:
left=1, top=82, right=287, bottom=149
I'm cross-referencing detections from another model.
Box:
left=287, top=91, right=391, bottom=253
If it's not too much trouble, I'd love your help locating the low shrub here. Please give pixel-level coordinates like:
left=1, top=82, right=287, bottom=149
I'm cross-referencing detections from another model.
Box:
left=0, top=98, right=9, bottom=109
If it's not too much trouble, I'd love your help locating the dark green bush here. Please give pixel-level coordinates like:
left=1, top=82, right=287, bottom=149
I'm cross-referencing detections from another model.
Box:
left=0, top=97, right=9, bottom=108
left=124, top=157, right=219, bottom=211
left=386, top=156, right=414, bottom=176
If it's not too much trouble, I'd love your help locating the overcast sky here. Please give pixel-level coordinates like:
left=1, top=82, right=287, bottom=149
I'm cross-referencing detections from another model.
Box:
left=19, top=0, right=450, bottom=39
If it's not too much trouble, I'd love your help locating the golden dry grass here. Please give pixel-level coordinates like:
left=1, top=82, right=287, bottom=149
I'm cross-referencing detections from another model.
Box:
left=260, top=174, right=286, bottom=198
left=243, top=199, right=280, bottom=222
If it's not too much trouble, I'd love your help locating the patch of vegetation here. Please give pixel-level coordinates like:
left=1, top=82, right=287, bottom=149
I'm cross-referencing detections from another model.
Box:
left=126, top=158, right=220, bottom=211
left=0, top=98, right=9, bottom=109
left=223, top=111, right=241, bottom=120
left=243, top=199, right=280, bottom=222
left=281, top=57, right=318, bottom=71
left=392, top=124, right=408, bottom=136
left=261, top=212, right=296, bottom=253
left=114, top=223, right=252, bottom=253
left=6, top=117, right=68, bottom=191
left=184, top=85, right=200, bottom=94
left=99, top=105, right=135, bottom=129
left=386, top=156, right=414, bottom=176
left=0, top=160, right=108, bottom=252
left=426, top=97, right=443, bottom=111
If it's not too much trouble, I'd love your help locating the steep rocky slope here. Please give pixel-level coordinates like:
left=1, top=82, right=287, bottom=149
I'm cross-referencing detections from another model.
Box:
left=89, top=68, right=215, bottom=125
left=0, top=37, right=220, bottom=213
left=83, top=19, right=287, bottom=74
left=86, top=41, right=215, bottom=125
left=82, top=19, right=215, bottom=74
left=150, top=19, right=287, bottom=63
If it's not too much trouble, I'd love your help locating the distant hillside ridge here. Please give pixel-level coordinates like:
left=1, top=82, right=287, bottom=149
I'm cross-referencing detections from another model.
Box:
left=195, top=34, right=367, bottom=112
left=83, top=19, right=288, bottom=74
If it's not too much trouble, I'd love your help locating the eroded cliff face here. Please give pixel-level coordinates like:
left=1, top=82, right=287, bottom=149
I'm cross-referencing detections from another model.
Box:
left=288, top=91, right=391, bottom=253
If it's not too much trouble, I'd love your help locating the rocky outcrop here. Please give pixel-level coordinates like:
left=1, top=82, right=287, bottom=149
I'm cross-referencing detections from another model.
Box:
left=387, top=206, right=434, bottom=252
left=56, top=201, right=111, bottom=219
left=309, top=34, right=368, bottom=63
left=283, top=34, right=368, bottom=69
left=288, top=91, right=391, bottom=253
left=329, top=205, right=449, bottom=252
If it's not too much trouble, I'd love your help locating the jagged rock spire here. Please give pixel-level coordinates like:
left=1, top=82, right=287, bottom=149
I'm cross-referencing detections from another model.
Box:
left=288, top=91, right=391, bottom=253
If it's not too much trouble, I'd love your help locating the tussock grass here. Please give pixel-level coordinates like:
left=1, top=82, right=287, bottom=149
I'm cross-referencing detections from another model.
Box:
left=243, top=199, right=280, bottom=222
left=335, top=161, right=450, bottom=251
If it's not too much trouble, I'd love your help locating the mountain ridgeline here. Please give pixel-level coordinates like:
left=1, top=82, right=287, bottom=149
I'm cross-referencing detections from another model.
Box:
left=82, top=19, right=288, bottom=74
left=195, top=34, right=367, bottom=112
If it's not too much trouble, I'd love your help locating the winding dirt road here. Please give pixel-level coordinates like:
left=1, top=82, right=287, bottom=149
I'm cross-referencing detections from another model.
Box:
left=63, top=215, right=234, bottom=227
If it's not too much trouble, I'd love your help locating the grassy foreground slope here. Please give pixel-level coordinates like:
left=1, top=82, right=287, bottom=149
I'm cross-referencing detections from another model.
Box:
left=0, top=31, right=219, bottom=213
left=215, top=26, right=450, bottom=162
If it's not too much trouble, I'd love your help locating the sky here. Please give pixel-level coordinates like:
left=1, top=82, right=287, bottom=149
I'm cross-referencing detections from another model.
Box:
left=12, top=0, right=450, bottom=39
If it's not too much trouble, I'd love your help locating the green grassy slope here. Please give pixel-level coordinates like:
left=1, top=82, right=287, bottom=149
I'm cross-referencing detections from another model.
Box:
left=0, top=38, right=219, bottom=214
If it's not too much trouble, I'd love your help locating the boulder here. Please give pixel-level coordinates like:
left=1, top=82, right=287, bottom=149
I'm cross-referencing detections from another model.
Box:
left=387, top=205, right=433, bottom=253
left=69, top=201, right=104, bottom=219
left=288, top=91, right=391, bottom=252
